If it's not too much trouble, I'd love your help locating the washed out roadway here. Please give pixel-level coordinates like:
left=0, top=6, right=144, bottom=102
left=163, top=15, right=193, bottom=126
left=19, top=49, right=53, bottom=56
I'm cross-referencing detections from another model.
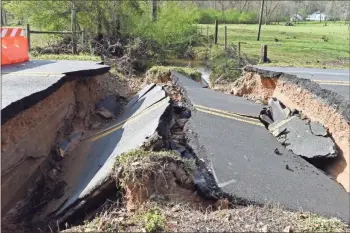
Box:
left=255, top=66, right=350, bottom=99
left=172, top=71, right=350, bottom=223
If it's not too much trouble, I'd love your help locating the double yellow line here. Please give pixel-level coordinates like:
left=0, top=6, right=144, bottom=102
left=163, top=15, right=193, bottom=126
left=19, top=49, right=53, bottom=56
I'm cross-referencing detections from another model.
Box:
left=88, top=98, right=169, bottom=142
left=314, top=80, right=350, bottom=86
left=194, top=104, right=264, bottom=127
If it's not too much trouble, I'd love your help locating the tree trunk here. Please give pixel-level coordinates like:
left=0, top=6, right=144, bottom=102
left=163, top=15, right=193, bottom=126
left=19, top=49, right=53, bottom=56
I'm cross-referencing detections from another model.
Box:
left=152, top=0, right=157, bottom=21
left=96, top=1, right=103, bottom=38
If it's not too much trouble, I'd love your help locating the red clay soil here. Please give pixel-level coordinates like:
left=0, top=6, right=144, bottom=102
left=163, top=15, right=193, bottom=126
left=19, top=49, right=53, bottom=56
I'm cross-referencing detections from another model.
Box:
left=232, top=71, right=350, bottom=192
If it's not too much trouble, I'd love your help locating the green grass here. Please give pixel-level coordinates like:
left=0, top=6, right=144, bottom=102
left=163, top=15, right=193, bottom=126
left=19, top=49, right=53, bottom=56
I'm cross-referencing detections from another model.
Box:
left=30, top=53, right=100, bottom=61
left=198, top=21, right=350, bottom=68
left=29, top=33, right=100, bottom=61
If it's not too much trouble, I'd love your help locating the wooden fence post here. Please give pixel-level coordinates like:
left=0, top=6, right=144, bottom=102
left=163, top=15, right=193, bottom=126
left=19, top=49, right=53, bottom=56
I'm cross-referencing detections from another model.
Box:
left=206, top=25, right=209, bottom=44
left=237, top=41, right=241, bottom=63
left=224, top=25, right=227, bottom=50
left=71, top=7, right=77, bottom=54
left=214, top=20, right=218, bottom=45
left=81, top=28, right=85, bottom=44
left=260, top=44, right=268, bottom=63
left=26, top=24, right=31, bottom=51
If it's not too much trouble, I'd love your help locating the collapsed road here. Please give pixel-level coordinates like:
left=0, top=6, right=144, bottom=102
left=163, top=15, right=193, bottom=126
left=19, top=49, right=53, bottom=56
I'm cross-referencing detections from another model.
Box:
left=172, top=71, right=350, bottom=223
left=255, top=66, right=350, bottom=99
left=232, top=66, right=350, bottom=192
left=2, top=63, right=350, bottom=230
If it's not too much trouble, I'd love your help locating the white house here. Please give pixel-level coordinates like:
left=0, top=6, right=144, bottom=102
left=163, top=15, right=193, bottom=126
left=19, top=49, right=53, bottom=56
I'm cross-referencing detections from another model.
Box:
left=290, top=13, right=303, bottom=22
left=306, top=11, right=327, bottom=21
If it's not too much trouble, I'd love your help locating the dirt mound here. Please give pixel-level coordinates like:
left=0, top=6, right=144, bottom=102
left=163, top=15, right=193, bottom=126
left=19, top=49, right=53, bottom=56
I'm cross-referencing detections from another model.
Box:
left=113, top=150, right=216, bottom=212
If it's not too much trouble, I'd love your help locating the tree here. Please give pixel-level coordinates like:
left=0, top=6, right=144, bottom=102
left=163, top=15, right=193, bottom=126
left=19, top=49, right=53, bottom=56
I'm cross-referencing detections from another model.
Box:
left=152, top=0, right=157, bottom=21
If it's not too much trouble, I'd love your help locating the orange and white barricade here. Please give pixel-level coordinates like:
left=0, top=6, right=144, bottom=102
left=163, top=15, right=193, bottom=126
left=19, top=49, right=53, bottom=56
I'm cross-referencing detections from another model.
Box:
left=1, top=27, right=29, bottom=65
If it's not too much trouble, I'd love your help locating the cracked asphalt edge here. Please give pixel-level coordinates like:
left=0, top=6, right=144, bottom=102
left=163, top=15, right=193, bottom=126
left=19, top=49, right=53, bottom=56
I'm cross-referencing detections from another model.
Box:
left=244, top=66, right=350, bottom=123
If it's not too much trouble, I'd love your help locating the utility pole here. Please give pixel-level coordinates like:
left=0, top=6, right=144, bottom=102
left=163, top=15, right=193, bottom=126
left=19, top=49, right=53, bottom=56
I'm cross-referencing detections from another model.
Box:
left=257, top=0, right=265, bottom=41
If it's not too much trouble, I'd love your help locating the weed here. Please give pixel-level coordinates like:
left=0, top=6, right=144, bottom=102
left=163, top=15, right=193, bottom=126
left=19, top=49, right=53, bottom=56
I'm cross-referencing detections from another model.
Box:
left=301, top=214, right=347, bottom=232
left=321, top=35, right=329, bottom=42
left=143, top=209, right=166, bottom=233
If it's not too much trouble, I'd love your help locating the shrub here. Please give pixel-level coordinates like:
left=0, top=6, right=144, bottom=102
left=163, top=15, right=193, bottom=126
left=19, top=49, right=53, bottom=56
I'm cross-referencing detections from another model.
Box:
left=222, top=8, right=241, bottom=24
left=238, top=12, right=258, bottom=24
left=198, top=8, right=220, bottom=24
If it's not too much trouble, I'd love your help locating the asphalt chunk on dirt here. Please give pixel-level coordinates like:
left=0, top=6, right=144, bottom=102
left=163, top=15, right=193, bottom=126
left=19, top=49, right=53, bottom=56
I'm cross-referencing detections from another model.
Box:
left=172, top=71, right=350, bottom=223
left=269, top=116, right=337, bottom=161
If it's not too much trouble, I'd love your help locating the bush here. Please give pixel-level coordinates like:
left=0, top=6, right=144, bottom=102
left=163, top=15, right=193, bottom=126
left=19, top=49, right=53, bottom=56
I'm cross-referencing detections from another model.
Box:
left=198, top=8, right=258, bottom=24
left=198, top=8, right=220, bottom=24
left=223, top=8, right=241, bottom=24
left=238, top=12, right=258, bottom=24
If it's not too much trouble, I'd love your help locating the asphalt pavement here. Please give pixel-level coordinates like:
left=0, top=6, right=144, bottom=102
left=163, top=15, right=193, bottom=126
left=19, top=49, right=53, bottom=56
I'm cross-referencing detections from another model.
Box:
left=256, top=66, right=349, bottom=99
left=42, top=84, right=171, bottom=218
left=1, top=60, right=110, bottom=124
left=172, top=71, right=350, bottom=223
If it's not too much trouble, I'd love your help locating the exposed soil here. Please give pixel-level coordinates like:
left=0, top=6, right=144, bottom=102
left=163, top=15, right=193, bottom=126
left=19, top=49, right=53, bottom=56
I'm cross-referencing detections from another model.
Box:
left=230, top=68, right=350, bottom=192
left=1, top=71, right=141, bottom=232
left=114, top=152, right=217, bottom=212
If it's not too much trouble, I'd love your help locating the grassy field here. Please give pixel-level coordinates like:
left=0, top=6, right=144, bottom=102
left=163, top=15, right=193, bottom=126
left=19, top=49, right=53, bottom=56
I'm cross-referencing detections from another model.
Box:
left=199, top=21, right=350, bottom=68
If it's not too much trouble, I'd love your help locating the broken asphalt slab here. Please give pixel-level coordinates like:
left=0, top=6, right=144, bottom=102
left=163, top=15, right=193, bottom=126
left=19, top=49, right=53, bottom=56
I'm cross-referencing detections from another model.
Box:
left=268, top=98, right=288, bottom=122
left=1, top=60, right=110, bottom=125
left=269, top=116, right=337, bottom=161
left=172, top=72, right=350, bottom=223
left=39, top=84, right=170, bottom=220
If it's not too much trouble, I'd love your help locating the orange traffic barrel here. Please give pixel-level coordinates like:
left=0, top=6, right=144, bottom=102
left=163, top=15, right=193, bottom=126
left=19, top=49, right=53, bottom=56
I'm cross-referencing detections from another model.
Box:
left=1, top=27, right=29, bottom=65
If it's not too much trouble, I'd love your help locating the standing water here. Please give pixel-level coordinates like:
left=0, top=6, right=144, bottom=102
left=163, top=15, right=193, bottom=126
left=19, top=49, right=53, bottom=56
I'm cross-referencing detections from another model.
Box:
left=167, top=59, right=212, bottom=86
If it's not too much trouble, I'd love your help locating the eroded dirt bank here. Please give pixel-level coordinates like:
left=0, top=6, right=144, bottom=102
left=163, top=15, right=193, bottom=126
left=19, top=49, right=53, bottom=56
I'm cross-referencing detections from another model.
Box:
left=231, top=66, right=350, bottom=192
left=1, top=72, right=135, bottom=223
